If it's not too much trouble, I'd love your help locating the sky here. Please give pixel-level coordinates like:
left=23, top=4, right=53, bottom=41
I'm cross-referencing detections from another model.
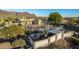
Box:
left=2, top=9, right=79, bottom=17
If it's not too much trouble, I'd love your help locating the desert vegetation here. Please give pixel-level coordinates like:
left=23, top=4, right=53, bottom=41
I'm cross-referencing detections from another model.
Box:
left=0, top=10, right=79, bottom=49
left=39, top=39, right=70, bottom=49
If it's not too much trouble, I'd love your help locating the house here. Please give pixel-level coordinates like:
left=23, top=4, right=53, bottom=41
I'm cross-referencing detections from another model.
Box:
left=4, top=21, right=13, bottom=27
left=26, top=26, right=64, bottom=48
left=38, top=19, right=42, bottom=26
left=33, top=19, right=44, bottom=26
left=20, top=17, right=35, bottom=26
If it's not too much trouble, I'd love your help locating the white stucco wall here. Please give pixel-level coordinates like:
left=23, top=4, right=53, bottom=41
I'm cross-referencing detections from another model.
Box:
left=34, top=31, right=74, bottom=48
left=34, top=39, right=48, bottom=48
left=64, top=31, right=74, bottom=38
left=50, top=35, right=55, bottom=43
left=57, top=32, right=63, bottom=40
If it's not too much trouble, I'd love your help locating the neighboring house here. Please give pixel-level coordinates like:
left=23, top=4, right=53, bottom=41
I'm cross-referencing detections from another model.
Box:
left=1, top=17, right=35, bottom=28
left=38, top=19, right=42, bottom=26
left=4, top=21, right=13, bottom=27
left=28, top=25, right=74, bottom=48
left=26, top=26, right=64, bottom=48
left=12, top=23, right=19, bottom=26
left=33, top=19, right=45, bottom=26
left=20, top=17, right=35, bottom=26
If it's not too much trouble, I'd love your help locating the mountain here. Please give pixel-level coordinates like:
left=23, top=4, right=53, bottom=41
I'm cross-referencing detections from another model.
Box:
left=0, top=10, right=48, bottom=22
left=0, top=10, right=36, bottom=19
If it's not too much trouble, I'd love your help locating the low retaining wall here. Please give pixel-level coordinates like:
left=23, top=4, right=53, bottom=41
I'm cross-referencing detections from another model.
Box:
left=64, top=31, right=74, bottom=38
left=33, top=31, right=74, bottom=48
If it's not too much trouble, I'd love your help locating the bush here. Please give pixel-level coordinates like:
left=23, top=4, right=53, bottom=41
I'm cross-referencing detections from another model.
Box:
left=51, top=39, right=70, bottom=49
left=0, top=25, right=26, bottom=39
left=12, top=39, right=27, bottom=48
left=71, top=37, right=79, bottom=45
left=39, top=39, right=70, bottom=49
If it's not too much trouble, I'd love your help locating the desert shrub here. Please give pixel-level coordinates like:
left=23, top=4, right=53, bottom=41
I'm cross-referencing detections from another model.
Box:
left=12, top=39, right=27, bottom=48
left=51, top=39, right=70, bottom=49
left=0, top=25, right=27, bottom=39
left=71, top=37, right=79, bottom=45
left=39, top=39, right=70, bottom=49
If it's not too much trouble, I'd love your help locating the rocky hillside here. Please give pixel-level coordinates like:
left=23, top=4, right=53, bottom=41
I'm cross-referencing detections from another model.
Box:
left=0, top=10, right=36, bottom=19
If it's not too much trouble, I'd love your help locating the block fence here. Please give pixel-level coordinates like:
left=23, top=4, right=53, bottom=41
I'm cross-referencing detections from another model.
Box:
left=32, top=31, right=74, bottom=49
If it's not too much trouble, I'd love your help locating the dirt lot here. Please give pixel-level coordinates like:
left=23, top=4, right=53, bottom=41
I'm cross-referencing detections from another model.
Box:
left=0, top=42, right=12, bottom=49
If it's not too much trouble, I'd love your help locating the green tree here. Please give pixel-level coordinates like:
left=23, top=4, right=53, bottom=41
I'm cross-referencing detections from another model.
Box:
left=48, top=12, right=62, bottom=26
